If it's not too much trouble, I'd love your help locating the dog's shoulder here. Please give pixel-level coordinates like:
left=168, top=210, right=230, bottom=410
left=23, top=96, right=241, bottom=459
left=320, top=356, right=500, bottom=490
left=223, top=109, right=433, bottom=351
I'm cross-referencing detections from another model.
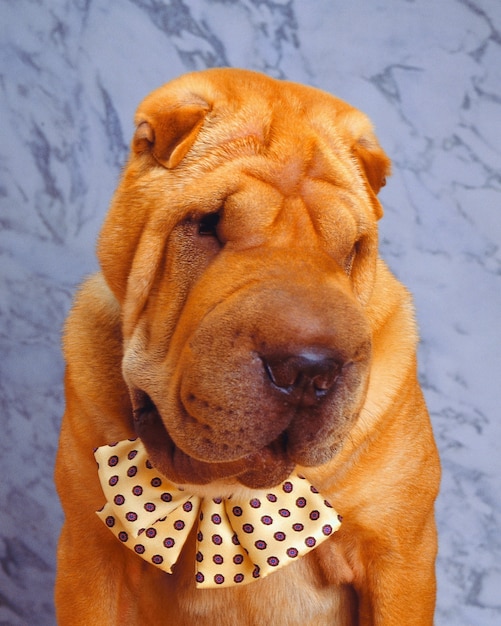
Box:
left=64, top=272, right=122, bottom=359
left=63, top=272, right=129, bottom=420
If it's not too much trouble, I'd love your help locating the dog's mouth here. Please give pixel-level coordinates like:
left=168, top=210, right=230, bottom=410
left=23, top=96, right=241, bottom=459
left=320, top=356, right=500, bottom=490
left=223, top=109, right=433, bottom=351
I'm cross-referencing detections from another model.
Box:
left=131, top=389, right=295, bottom=489
left=129, top=343, right=369, bottom=489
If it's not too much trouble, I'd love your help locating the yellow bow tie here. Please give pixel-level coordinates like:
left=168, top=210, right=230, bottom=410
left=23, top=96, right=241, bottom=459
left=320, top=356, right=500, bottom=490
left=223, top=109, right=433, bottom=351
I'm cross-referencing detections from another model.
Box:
left=95, top=439, right=342, bottom=589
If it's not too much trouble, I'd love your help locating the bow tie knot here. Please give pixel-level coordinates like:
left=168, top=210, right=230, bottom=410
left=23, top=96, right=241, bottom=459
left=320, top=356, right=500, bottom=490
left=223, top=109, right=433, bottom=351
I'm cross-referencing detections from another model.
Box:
left=95, top=439, right=342, bottom=588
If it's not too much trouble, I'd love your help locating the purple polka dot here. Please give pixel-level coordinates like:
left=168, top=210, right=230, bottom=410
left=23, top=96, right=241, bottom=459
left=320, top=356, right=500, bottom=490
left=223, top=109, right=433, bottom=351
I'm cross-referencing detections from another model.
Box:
left=309, top=510, right=320, bottom=521
left=196, top=551, right=203, bottom=562
left=267, top=556, right=279, bottom=567
left=146, top=460, right=153, bottom=469
left=213, top=497, right=222, bottom=504
left=234, top=573, right=244, bottom=583
left=127, top=466, right=137, bottom=477
left=249, top=498, right=261, bottom=508
left=279, top=508, right=291, bottom=518
left=183, top=501, right=193, bottom=512
left=295, top=497, right=307, bottom=508
left=266, top=493, right=277, bottom=503
left=132, top=485, right=143, bottom=496
left=108, top=455, right=119, bottom=467
left=286, top=547, right=299, bottom=558
left=212, top=534, right=223, bottom=545
left=233, top=554, right=244, bottom=564
left=109, top=475, right=119, bottom=487
left=261, top=515, right=273, bottom=525
left=242, top=523, right=254, bottom=534
left=151, top=477, right=162, bottom=488
left=105, top=516, right=115, bottom=528
left=152, top=555, right=163, bottom=565
left=144, top=502, right=156, bottom=512
left=146, top=528, right=157, bottom=538
left=322, top=524, right=333, bottom=536
left=211, top=513, right=222, bottom=525
left=161, top=492, right=172, bottom=502
left=127, top=450, right=138, bottom=460
left=174, top=520, right=185, bottom=531
left=197, top=531, right=203, bottom=542
left=163, top=538, right=175, bottom=549
left=255, top=540, right=267, bottom=550
left=283, top=481, right=293, bottom=493
left=274, top=531, right=286, bottom=541
left=252, top=566, right=261, bottom=578
left=292, top=523, right=304, bottom=532
left=305, top=536, right=316, bottom=547
left=337, top=514, right=343, bottom=522
left=232, top=506, right=243, bottom=517
left=214, top=574, right=225, bottom=585
left=213, top=554, right=224, bottom=565
left=118, top=531, right=128, bottom=542
left=134, top=544, right=145, bottom=554
left=126, top=512, right=138, bottom=522
left=114, top=494, right=125, bottom=506
left=196, top=572, right=204, bottom=583
left=324, top=499, right=333, bottom=508
left=232, top=534, right=240, bottom=546
left=310, top=485, right=319, bottom=494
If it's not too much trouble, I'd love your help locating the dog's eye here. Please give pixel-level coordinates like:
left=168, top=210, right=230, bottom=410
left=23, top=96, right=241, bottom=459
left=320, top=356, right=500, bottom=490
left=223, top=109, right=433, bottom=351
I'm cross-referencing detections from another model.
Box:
left=198, top=212, right=221, bottom=237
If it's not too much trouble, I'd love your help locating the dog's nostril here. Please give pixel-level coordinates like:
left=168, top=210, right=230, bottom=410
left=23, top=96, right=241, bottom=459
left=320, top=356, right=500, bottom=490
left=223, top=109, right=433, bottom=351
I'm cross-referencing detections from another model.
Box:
left=262, top=351, right=342, bottom=403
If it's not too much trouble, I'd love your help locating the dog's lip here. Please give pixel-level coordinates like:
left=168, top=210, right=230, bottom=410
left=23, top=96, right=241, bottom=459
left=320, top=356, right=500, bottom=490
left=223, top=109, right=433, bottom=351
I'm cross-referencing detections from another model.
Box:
left=131, top=389, right=294, bottom=488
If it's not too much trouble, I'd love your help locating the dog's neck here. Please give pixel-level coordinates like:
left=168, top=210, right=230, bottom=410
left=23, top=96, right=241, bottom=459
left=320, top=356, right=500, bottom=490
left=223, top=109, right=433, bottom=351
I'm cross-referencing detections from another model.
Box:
left=178, top=478, right=281, bottom=501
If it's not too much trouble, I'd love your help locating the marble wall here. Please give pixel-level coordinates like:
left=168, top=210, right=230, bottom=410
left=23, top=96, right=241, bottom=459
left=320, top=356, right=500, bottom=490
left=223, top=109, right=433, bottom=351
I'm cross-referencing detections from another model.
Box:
left=1, top=0, right=500, bottom=624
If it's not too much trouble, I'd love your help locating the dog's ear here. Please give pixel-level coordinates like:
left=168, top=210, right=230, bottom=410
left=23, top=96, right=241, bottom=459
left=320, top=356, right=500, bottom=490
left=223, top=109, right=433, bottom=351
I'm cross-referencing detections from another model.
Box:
left=133, top=101, right=210, bottom=169
left=351, top=134, right=391, bottom=195
left=337, top=109, right=391, bottom=218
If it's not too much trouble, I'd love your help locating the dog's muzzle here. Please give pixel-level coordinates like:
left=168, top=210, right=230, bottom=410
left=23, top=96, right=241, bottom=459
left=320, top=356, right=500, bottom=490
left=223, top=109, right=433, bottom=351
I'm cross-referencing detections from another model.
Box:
left=128, top=278, right=372, bottom=488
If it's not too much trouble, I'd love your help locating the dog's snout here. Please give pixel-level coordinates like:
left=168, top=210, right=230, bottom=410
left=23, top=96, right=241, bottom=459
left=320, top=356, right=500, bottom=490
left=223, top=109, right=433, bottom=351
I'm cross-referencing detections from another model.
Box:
left=262, top=350, right=342, bottom=407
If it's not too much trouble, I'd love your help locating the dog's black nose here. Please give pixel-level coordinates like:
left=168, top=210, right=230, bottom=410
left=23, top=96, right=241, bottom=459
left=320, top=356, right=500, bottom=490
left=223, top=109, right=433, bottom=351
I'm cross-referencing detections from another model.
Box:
left=262, top=350, right=342, bottom=407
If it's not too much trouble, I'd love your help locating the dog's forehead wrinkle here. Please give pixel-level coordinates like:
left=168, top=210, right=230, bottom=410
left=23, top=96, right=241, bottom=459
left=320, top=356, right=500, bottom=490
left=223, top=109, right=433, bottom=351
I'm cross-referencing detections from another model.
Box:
left=194, top=98, right=271, bottom=151
left=184, top=100, right=358, bottom=189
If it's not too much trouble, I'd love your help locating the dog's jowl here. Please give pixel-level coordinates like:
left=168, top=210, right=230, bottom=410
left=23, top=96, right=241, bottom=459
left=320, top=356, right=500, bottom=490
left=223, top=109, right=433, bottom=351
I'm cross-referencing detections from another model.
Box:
left=55, top=69, right=440, bottom=626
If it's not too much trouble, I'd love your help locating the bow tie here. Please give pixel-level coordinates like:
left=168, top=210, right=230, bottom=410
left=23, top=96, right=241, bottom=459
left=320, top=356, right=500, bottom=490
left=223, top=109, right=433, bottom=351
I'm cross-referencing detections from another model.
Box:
left=95, top=439, right=342, bottom=589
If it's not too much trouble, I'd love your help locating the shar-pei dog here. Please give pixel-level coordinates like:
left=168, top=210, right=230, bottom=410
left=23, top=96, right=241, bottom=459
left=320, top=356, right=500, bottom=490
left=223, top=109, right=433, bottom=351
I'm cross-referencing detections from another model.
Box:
left=55, top=68, right=440, bottom=625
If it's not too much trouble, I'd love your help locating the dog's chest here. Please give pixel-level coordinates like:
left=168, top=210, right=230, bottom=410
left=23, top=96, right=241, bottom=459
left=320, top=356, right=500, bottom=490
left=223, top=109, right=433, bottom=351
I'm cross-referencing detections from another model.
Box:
left=146, top=549, right=357, bottom=626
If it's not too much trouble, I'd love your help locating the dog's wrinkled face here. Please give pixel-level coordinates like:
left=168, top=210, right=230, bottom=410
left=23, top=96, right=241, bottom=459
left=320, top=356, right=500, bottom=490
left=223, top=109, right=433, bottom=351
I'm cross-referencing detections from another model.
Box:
left=98, top=69, right=390, bottom=488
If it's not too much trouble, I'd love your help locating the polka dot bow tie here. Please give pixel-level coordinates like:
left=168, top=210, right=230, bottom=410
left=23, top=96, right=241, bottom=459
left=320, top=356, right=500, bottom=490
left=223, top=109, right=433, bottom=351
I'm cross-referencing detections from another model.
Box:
left=95, top=439, right=342, bottom=589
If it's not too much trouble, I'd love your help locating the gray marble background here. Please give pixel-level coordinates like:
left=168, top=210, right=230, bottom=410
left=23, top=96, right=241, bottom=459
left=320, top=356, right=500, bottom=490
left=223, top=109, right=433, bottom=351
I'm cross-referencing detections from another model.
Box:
left=1, top=1, right=500, bottom=624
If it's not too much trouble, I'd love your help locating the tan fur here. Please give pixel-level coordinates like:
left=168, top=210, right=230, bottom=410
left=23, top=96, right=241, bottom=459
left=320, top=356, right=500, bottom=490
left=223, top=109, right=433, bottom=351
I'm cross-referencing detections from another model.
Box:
left=55, top=69, right=440, bottom=625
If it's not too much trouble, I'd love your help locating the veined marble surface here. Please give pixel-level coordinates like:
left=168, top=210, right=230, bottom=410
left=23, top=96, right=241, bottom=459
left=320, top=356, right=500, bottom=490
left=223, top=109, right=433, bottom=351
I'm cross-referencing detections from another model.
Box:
left=1, top=1, right=500, bottom=624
